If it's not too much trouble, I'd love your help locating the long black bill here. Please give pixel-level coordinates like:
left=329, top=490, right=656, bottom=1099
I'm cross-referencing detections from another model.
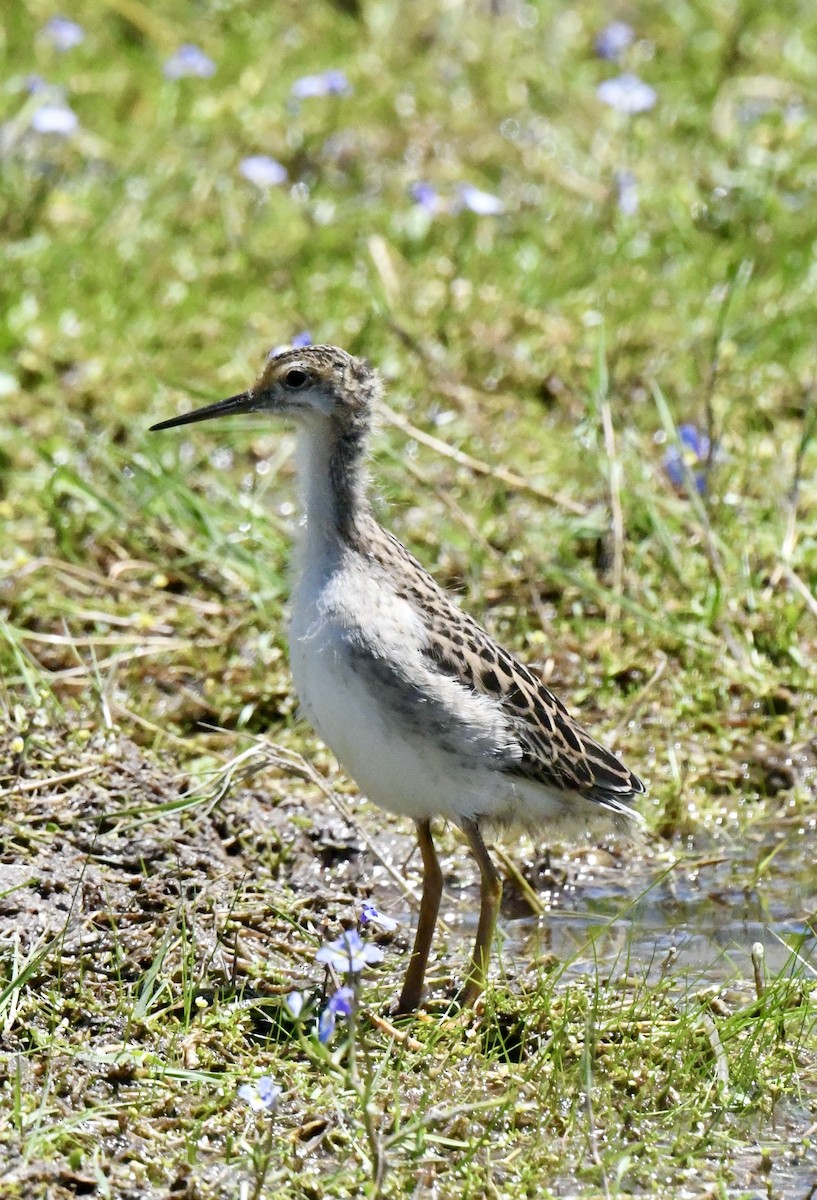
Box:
left=149, top=390, right=257, bottom=432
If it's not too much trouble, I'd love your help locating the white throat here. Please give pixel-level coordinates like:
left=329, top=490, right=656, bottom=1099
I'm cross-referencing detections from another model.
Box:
left=294, top=416, right=339, bottom=542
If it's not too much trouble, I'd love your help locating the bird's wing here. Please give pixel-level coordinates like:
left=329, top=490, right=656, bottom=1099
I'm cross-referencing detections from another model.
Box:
left=370, top=527, right=645, bottom=813
left=422, top=611, right=644, bottom=813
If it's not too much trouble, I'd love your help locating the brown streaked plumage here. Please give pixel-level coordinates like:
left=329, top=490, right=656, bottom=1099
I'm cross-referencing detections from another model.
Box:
left=151, top=344, right=645, bottom=1013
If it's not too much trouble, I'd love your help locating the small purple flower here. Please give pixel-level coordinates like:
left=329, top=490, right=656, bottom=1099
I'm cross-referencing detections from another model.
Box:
left=317, top=1006, right=335, bottom=1044
left=285, top=991, right=304, bottom=1019
left=239, top=155, right=287, bottom=188
left=594, top=21, right=634, bottom=61
left=41, top=16, right=85, bottom=52
left=615, top=169, right=639, bottom=215
left=663, top=423, right=710, bottom=494
left=457, top=184, right=505, bottom=216
left=266, top=333, right=313, bottom=361
left=290, top=70, right=351, bottom=100
left=410, top=181, right=440, bottom=213
left=359, top=902, right=398, bottom=932
left=328, top=986, right=354, bottom=1016
left=315, top=930, right=383, bottom=974
left=238, top=1076, right=281, bottom=1112
left=163, top=44, right=216, bottom=80
left=317, top=986, right=355, bottom=1044
left=597, top=73, right=657, bottom=115
left=31, top=102, right=78, bottom=135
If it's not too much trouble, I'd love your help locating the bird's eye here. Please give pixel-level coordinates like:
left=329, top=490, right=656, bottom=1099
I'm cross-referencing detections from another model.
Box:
left=284, top=369, right=310, bottom=389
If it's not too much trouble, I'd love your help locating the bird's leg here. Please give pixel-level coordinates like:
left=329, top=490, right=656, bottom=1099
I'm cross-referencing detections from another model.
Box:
left=459, top=819, right=502, bottom=1007
left=396, top=819, right=442, bottom=1014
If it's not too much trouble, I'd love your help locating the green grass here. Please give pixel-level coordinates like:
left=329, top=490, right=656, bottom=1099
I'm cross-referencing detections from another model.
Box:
left=1, top=0, right=816, bottom=1195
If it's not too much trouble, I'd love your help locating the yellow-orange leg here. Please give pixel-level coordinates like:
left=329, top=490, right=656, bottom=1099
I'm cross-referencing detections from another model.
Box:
left=459, top=820, right=502, bottom=1007
left=396, top=819, right=443, bottom=1013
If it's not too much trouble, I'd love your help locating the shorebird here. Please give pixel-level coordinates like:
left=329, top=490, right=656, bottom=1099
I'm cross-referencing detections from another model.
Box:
left=151, top=345, right=644, bottom=1012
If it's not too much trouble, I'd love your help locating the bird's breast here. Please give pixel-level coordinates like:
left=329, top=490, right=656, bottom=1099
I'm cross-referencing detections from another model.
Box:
left=286, top=560, right=505, bottom=820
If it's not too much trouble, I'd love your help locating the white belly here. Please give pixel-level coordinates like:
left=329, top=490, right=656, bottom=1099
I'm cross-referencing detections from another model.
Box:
left=287, top=559, right=579, bottom=829
left=291, top=641, right=485, bottom=821
left=289, top=567, right=467, bottom=820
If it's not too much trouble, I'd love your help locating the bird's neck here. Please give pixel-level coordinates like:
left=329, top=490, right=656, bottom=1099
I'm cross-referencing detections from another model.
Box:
left=294, top=415, right=372, bottom=557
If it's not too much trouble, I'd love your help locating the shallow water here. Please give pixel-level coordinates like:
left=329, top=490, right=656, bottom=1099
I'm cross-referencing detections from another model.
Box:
left=494, top=826, right=817, bottom=1200
left=446, top=825, right=815, bottom=993
left=503, top=826, right=816, bottom=989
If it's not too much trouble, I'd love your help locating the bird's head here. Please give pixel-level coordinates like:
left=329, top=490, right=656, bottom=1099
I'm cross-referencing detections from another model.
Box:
left=150, top=345, right=379, bottom=436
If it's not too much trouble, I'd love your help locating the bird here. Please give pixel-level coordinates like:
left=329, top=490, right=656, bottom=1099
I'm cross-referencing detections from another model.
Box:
left=151, top=344, right=645, bottom=1013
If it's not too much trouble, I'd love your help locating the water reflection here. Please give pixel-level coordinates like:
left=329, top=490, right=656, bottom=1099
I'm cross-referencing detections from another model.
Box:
left=499, top=828, right=816, bottom=986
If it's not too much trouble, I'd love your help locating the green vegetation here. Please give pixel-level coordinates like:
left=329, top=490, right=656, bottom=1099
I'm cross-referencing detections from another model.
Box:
left=1, top=1, right=815, bottom=1195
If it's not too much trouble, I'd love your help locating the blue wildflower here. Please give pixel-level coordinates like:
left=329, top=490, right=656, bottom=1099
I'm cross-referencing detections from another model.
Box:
left=317, top=986, right=355, bottom=1044
left=663, top=424, right=710, bottom=494
left=410, top=181, right=440, bottom=213
left=291, top=70, right=351, bottom=100
left=594, top=21, right=634, bottom=61
left=31, top=101, right=78, bottom=135
left=239, top=155, right=287, bottom=188
left=41, top=16, right=85, bottom=51
left=328, top=986, right=354, bottom=1016
left=317, top=1006, right=335, bottom=1044
left=266, top=333, right=313, bottom=361
left=457, top=184, right=505, bottom=215
left=359, top=902, right=397, bottom=932
left=285, top=990, right=305, bottom=1019
left=163, top=45, right=216, bottom=80
left=238, top=1076, right=281, bottom=1111
left=615, top=169, right=639, bottom=215
left=315, top=930, right=383, bottom=974
left=597, top=73, right=657, bottom=115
